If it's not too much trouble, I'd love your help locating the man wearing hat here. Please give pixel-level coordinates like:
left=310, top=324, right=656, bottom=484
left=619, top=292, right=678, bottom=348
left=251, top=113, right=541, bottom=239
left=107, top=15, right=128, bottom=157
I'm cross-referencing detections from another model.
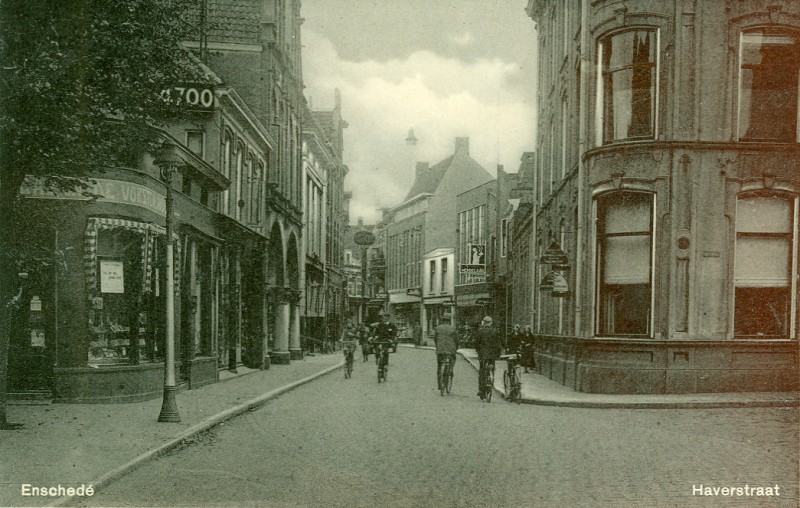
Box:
left=433, top=312, right=458, bottom=391
left=475, top=315, right=503, bottom=400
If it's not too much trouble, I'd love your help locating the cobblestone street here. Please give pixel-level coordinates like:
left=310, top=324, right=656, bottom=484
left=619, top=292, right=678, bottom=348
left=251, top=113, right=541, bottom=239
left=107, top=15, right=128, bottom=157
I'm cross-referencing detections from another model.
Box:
left=81, top=348, right=799, bottom=507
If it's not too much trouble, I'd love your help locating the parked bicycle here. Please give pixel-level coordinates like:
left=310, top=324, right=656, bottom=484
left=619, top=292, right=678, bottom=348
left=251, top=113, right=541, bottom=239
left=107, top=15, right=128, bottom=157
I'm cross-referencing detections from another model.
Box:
left=439, top=355, right=454, bottom=395
left=478, top=358, right=495, bottom=402
left=501, top=353, right=522, bottom=402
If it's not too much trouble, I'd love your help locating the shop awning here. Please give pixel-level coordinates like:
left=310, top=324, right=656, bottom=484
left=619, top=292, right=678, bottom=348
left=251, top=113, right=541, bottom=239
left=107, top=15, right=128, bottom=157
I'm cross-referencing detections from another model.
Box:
left=456, top=293, right=490, bottom=307
left=389, top=292, right=420, bottom=304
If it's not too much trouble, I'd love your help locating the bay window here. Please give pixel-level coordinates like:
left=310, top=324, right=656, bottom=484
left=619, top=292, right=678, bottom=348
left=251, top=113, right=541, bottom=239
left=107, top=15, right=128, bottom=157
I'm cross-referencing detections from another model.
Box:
left=596, top=192, right=654, bottom=336
left=738, top=29, right=800, bottom=142
left=734, top=194, right=797, bottom=338
left=597, top=29, right=658, bottom=144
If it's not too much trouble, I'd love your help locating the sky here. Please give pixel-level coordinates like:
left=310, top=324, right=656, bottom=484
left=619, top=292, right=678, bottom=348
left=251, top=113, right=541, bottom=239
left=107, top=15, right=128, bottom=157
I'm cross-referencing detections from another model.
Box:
left=302, top=0, right=538, bottom=224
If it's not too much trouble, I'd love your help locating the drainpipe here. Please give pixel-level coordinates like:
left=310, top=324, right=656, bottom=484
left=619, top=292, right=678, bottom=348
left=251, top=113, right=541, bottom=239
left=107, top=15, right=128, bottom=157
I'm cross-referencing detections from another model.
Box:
left=574, top=0, right=591, bottom=337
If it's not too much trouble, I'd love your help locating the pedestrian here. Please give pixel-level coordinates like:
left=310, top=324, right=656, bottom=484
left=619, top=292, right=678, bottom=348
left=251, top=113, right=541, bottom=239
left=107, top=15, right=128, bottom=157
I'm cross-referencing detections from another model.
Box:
left=475, top=316, right=503, bottom=400
left=523, top=325, right=535, bottom=372
left=412, top=321, right=422, bottom=347
left=359, top=325, right=371, bottom=362
left=433, top=312, right=458, bottom=391
left=507, top=324, right=523, bottom=354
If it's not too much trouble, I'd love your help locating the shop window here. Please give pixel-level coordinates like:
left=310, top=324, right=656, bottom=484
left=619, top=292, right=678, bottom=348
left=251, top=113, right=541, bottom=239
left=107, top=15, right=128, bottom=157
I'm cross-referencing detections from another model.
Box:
left=738, top=29, right=800, bottom=142
left=89, top=227, right=163, bottom=365
left=596, top=192, right=653, bottom=336
left=597, top=28, right=658, bottom=144
left=734, top=195, right=796, bottom=338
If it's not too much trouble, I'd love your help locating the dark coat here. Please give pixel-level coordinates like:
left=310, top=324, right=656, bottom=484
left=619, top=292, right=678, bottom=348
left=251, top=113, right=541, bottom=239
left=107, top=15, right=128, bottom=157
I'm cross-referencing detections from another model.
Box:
left=475, top=325, right=503, bottom=361
left=375, top=321, right=397, bottom=342
left=433, top=323, right=458, bottom=355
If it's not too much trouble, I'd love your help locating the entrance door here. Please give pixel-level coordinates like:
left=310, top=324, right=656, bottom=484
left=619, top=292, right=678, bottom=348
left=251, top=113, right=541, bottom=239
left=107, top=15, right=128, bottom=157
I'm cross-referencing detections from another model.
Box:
left=8, top=270, right=53, bottom=394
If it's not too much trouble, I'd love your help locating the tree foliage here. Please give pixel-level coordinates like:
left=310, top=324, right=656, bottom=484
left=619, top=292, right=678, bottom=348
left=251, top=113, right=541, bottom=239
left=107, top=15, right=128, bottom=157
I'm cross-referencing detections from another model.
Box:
left=0, top=0, right=208, bottom=428
left=0, top=0, right=207, bottom=200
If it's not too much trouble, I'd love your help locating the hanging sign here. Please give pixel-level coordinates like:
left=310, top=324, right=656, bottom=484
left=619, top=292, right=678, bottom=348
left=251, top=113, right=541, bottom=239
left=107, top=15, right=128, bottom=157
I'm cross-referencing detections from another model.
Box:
left=100, top=260, right=125, bottom=294
left=540, top=241, right=569, bottom=265
left=540, top=271, right=569, bottom=296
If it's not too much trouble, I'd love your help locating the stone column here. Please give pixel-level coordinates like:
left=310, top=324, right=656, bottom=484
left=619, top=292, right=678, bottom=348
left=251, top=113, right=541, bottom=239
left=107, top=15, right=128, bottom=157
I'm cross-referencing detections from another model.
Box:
left=270, top=291, right=291, bottom=365
left=289, top=299, right=302, bottom=360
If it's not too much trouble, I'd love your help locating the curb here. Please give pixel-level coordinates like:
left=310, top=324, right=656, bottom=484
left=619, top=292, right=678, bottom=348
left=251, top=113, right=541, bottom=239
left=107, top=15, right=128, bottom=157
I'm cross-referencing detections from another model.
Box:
left=457, top=352, right=800, bottom=409
left=48, top=360, right=344, bottom=507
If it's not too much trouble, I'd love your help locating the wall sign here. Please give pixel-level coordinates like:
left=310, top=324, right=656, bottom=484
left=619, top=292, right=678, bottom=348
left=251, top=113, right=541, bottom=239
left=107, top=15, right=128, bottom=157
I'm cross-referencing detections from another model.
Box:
left=21, top=177, right=166, bottom=217
left=159, top=84, right=216, bottom=111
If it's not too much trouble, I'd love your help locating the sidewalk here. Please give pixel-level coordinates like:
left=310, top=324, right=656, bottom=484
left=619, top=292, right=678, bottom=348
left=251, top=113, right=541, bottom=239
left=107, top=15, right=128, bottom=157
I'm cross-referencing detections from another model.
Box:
left=456, top=348, right=800, bottom=409
left=0, top=353, right=343, bottom=508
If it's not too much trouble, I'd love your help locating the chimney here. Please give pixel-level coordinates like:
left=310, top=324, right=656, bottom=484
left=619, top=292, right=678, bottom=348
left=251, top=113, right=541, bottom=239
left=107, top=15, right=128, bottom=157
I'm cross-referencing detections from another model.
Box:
left=455, top=137, right=469, bottom=155
left=357, top=217, right=363, bottom=227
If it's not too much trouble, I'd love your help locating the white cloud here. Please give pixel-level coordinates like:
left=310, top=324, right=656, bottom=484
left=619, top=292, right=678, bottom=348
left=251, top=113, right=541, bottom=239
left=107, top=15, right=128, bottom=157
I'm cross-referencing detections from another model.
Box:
left=450, top=32, right=475, bottom=47
left=303, top=29, right=535, bottom=223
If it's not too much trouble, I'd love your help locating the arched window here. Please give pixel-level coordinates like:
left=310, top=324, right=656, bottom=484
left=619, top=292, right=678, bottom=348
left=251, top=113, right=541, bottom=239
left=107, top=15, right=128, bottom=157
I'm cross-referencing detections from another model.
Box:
left=596, top=28, right=659, bottom=144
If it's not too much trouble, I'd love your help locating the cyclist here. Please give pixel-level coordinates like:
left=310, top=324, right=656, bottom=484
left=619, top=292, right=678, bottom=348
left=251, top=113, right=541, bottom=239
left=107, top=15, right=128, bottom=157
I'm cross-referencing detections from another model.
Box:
left=475, top=315, right=503, bottom=400
left=374, top=312, right=397, bottom=364
left=433, top=311, right=458, bottom=390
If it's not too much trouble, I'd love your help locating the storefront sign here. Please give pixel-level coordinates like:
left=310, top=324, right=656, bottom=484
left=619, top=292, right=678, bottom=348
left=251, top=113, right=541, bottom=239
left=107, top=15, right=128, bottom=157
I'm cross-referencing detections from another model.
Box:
left=20, top=177, right=166, bottom=217
left=459, top=264, right=486, bottom=284
left=100, top=260, right=125, bottom=293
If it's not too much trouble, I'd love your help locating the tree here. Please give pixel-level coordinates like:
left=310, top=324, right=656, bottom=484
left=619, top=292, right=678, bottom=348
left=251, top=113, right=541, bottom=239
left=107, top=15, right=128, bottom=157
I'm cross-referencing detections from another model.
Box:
left=0, top=0, right=206, bottom=428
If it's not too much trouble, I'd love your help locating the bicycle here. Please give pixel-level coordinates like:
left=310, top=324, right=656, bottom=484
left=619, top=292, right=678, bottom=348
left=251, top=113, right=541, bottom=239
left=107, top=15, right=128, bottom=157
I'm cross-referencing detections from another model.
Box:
left=375, top=341, right=390, bottom=383
left=478, top=359, right=495, bottom=402
left=439, top=355, right=454, bottom=396
left=501, top=353, right=522, bottom=402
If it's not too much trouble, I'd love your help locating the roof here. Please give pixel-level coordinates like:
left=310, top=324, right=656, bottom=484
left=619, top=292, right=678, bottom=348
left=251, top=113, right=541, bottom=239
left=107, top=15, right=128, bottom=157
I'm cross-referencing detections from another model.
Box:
left=402, top=147, right=493, bottom=202
left=192, top=0, right=261, bottom=46
left=404, top=156, right=452, bottom=200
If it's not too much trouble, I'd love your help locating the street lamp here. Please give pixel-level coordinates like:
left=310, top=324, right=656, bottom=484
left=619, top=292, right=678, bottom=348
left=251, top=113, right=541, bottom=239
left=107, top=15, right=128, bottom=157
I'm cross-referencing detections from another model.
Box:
left=154, top=141, right=184, bottom=423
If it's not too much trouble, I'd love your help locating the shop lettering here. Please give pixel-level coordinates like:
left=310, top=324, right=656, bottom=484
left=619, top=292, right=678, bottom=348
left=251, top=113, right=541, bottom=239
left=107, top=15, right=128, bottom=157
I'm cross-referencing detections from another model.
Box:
left=21, top=484, right=95, bottom=497
left=21, top=177, right=166, bottom=216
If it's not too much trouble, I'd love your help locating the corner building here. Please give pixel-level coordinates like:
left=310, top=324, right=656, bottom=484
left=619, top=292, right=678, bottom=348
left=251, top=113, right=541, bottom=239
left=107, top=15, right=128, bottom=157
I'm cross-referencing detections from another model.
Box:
left=527, top=0, right=799, bottom=393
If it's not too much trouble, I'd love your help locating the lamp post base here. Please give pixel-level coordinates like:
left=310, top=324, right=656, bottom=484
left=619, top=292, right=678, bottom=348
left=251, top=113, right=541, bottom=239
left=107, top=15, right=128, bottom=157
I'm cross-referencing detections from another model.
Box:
left=157, top=385, right=181, bottom=422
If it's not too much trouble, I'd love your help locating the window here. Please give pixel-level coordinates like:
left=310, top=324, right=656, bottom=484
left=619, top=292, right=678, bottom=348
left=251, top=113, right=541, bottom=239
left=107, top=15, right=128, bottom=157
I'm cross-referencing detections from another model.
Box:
left=596, top=192, right=654, bottom=336
left=441, top=258, right=448, bottom=292
left=221, top=132, right=232, bottom=214
left=181, top=175, right=192, bottom=196
left=501, top=219, right=509, bottom=257
left=186, top=131, right=204, bottom=159
left=597, top=29, right=658, bottom=144
left=734, top=194, right=797, bottom=338
left=738, top=29, right=800, bottom=142
left=430, top=260, right=436, bottom=293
